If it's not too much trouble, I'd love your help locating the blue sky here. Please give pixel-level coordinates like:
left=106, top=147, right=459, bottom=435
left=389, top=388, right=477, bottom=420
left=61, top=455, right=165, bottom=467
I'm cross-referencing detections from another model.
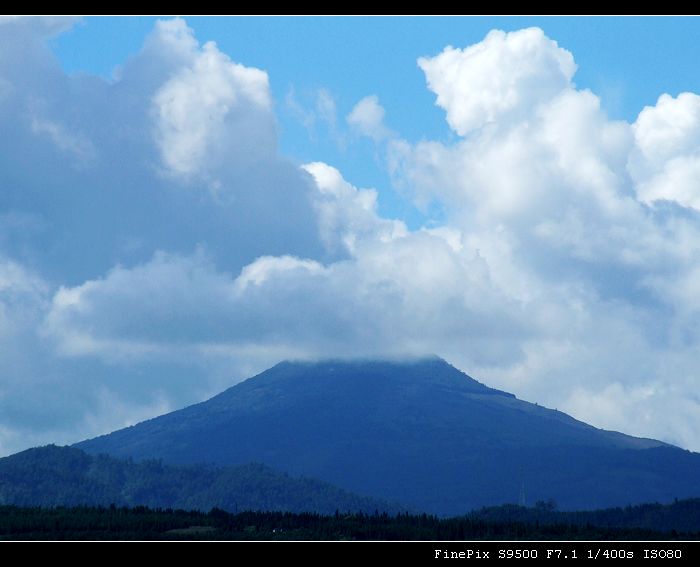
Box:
left=2, top=16, right=700, bottom=456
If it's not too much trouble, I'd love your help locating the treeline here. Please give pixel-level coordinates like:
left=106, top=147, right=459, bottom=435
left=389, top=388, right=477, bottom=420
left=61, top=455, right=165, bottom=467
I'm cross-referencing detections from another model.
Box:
left=1, top=505, right=698, bottom=540
left=472, top=499, right=700, bottom=534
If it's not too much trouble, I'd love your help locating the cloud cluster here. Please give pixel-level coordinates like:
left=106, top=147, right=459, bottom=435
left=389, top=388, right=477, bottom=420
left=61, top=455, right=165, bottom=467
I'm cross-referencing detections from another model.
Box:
left=1, top=17, right=322, bottom=283
left=2, top=21, right=700, bottom=455
left=47, top=209, right=520, bottom=369
left=0, top=17, right=323, bottom=454
left=387, top=28, right=700, bottom=449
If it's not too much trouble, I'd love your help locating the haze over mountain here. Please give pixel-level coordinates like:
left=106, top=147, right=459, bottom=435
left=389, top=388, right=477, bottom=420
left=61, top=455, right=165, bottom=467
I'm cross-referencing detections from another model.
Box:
left=77, top=358, right=700, bottom=516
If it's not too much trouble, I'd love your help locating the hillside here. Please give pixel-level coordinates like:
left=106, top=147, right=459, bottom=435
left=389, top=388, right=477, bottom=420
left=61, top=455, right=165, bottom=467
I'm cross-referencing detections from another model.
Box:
left=0, top=445, right=398, bottom=515
left=77, top=357, right=700, bottom=515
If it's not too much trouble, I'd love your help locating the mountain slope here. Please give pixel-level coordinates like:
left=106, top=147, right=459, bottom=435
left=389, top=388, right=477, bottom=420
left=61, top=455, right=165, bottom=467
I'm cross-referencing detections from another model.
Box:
left=0, top=445, right=399, bottom=514
left=76, top=357, right=700, bottom=515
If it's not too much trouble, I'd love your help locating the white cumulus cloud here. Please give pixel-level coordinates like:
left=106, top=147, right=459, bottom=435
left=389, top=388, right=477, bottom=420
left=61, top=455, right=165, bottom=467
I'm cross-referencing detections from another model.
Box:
left=630, top=92, right=700, bottom=211
left=152, top=21, right=273, bottom=180
left=418, top=27, right=576, bottom=135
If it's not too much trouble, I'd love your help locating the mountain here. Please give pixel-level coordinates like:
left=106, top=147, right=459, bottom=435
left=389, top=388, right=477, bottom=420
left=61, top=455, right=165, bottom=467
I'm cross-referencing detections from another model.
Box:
left=0, top=445, right=398, bottom=515
left=76, top=357, right=700, bottom=515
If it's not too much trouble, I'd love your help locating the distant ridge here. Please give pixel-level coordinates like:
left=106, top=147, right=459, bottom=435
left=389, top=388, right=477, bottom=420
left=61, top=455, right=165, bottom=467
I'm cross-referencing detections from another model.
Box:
left=76, top=357, right=700, bottom=515
left=0, top=445, right=400, bottom=515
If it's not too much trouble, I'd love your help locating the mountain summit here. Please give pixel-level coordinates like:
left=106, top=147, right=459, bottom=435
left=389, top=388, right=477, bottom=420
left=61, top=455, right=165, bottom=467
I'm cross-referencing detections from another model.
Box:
left=77, top=357, right=699, bottom=515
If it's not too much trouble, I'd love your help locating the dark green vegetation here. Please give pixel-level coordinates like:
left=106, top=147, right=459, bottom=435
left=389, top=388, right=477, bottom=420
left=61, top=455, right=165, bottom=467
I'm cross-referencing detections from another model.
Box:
left=77, top=358, right=700, bottom=515
left=474, top=499, right=700, bottom=535
left=0, top=445, right=398, bottom=515
left=2, top=500, right=699, bottom=540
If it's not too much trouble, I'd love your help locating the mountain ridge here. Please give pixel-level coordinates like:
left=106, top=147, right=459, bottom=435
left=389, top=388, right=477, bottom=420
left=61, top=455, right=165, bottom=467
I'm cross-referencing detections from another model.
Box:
left=76, top=357, right=699, bottom=515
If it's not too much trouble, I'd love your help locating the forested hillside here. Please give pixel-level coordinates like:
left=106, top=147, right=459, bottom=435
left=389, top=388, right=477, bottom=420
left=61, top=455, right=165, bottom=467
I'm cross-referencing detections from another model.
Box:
left=0, top=445, right=398, bottom=515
